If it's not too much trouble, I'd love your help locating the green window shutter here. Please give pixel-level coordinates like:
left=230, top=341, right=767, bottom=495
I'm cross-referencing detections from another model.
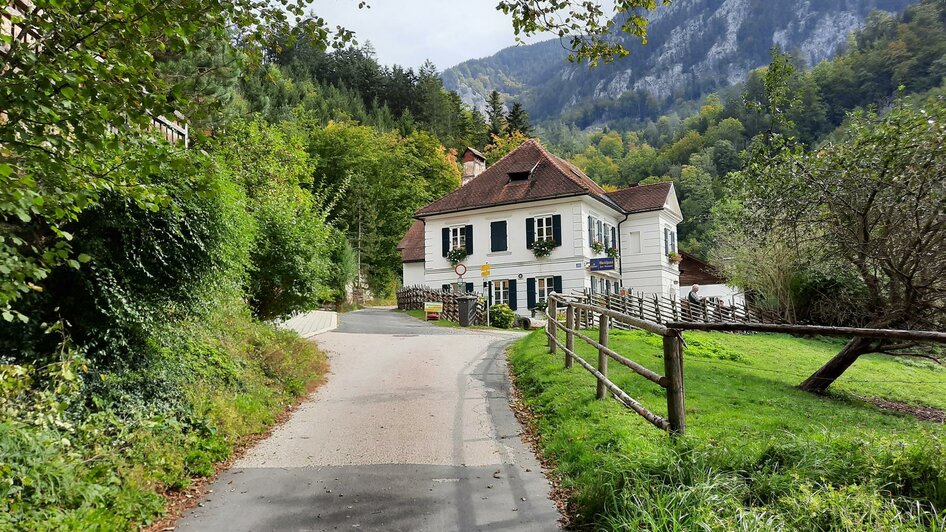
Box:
left=526, top=278, right=536, bottom=309
left=465, top=225, right=474, bottom=255
left=442, top=228, right=450, bottom=257
left=552, top=214, right=562, bottom=247
left=465, top=282, right=474, bottom=293
left=553, top=276, right=563, bottom=295
left=526, top=218, right=535, bottom=249
left=508, top=279, right=518, bottom=310
left=490, top=221, right=507, bottom=252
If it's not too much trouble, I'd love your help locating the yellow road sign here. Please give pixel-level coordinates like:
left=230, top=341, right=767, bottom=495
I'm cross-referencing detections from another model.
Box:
left=480, top=264, right=491, bottom=277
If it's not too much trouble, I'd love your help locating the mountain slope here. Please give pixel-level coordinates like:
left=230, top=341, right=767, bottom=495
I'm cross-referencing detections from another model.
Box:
left=443, top=0, right=918, bottom=126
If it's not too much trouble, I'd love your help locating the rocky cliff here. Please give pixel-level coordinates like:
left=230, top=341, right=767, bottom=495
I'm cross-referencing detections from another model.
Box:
left=443, top=0, right=917, bottom=124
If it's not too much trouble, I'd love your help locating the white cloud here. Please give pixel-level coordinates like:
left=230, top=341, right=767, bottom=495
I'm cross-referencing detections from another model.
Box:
left=313, top=0, right=551, bottom=70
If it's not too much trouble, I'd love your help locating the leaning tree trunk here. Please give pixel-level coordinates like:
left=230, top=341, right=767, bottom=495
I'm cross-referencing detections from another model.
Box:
left=799, top=336, right=876, bottom=394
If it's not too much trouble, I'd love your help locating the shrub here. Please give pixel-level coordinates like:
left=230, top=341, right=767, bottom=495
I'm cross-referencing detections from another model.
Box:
left=489, top=304, right=516, bottom=328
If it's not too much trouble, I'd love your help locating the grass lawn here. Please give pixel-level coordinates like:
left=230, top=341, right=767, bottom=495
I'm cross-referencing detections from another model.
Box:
left=508, top=328, right=946, bottom=530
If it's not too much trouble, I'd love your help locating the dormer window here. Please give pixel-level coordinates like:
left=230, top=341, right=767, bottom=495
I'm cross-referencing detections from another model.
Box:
left=507, top=160, right=539, bottom=182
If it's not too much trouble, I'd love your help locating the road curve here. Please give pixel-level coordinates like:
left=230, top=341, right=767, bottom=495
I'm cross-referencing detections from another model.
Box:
left=176, top=308, right=561, bottom=531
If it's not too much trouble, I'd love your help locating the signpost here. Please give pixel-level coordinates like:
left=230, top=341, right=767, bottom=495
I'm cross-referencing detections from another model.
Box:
left=424, top=301, right=443, bottom=321
left=481, top=263, right=491, bottom=327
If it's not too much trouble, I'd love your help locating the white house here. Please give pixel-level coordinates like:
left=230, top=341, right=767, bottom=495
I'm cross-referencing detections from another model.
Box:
left=397, top=139, right=683, bottom=316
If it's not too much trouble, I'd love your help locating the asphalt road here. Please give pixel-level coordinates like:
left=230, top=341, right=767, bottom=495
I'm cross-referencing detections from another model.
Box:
left=176, top=309, right=561, bottom=531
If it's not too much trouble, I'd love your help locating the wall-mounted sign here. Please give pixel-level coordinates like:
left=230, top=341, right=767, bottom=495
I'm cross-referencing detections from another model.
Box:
left=480, top=263, right=491, bottom=278
left=454, top=263, right=467, bottom=276
left=590, top=257, right=615, bottom=271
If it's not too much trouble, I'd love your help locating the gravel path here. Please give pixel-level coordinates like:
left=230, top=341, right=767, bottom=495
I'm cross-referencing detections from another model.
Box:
left=176, top=308, right=560, bottom=531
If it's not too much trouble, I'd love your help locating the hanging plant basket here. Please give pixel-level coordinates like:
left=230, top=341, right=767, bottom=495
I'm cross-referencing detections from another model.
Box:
left=591, top=241, right=605, bottom=254
left=606, top=246, right=619, bottom=259
left=447, top=247, right=468, bottom=266
left=667, top=251, right=682, bottom=265
left=532, top=238, right=556, bottom=258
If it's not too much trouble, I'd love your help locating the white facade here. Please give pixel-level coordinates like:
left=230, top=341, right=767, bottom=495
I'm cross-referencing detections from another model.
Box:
left=402, top=262, right=425, bottom=287
left=416, top=190, right=683, bottom=316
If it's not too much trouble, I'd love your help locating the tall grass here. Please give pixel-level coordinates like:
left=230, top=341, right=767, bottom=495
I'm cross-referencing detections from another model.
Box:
left=508, top=330, right=946, bottom=530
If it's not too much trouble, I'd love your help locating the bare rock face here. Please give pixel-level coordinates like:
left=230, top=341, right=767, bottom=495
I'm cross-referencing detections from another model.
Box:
left=444, top=0, right=917, bottom=122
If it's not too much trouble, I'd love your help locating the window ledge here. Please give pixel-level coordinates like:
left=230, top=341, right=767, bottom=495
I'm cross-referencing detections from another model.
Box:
left=487, top=251, right=512, bottom=257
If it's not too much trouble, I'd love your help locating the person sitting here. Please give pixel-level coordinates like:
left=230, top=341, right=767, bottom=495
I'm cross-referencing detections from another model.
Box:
left=687, top=284, right=702, bottom=304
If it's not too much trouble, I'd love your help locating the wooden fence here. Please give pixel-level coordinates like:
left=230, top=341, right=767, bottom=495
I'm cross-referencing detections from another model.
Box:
left=545, top=293, right=686, bottom=435
left=545, top=292, right=946, bottom=437
left=573, top=290, right=776, bottom=327
left=396, top=285, right=487, bottom=325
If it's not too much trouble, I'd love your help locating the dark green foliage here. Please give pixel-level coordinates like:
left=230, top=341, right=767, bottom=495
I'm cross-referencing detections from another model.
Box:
left=325, top=228, right=358, bottom=308
left=486, top=90, right=506, bottom=137
left=505, top=102, right=532, bottom=135
left=489, top=304, right=517, bottom=329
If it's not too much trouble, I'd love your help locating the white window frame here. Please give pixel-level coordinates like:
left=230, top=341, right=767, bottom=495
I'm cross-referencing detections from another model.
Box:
left=535, top=215, right=554, bottom=242
left=492, top=279, right=509, bottom=306
left=664, top=226, right=677, bottom=254
left=604, top=223, right=612, bottom=248
left=451, top=226, right=466, bottom=250
left=537, top=276, right=555, bottom=303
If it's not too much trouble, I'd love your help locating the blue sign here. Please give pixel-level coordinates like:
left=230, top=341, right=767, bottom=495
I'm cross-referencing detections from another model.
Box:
left=590, top=257, right=615, bottom=271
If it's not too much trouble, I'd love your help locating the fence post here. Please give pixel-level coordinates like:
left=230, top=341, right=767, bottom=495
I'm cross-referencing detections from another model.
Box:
left=565, top=305, right=575, bottom=369
left=663, top=330, right=686, bottom=435
left=548, top=298, right=558, bottom=354
left=597, top=314, right=609, bottom=400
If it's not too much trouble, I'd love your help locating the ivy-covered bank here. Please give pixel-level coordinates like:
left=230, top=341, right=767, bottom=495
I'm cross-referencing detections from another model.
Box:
left=0, top=128, right=337, bottom=528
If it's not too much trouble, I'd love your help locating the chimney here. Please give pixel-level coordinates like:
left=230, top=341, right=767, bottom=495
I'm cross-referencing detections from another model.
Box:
left=461, top=147, right=486, bottom=186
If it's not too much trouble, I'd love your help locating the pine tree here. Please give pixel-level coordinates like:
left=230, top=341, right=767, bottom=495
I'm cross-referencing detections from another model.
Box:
left=505, top=101, right=532, bottom=135
left=486, top=90, right=506, bottom=138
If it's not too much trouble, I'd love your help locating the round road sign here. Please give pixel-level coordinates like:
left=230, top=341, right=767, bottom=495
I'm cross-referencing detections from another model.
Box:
left=454, top=263, right=467, bottom=276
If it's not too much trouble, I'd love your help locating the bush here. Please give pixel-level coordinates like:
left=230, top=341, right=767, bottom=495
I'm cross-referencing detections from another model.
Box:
left=489, top=304, right=516, bottom=328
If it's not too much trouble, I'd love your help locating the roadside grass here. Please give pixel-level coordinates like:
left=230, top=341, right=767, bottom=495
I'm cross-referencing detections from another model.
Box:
left=0, top=311, right=327, bottom=530
left=508, top=328, right=946, bottom=530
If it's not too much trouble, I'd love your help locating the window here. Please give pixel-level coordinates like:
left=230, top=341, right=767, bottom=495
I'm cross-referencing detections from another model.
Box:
left=604, top=223, right=612, bottom=248
left=451, top=226, right=466, bottom=250
left=599, top=277, right=606, bottom=295
left=664, top=227, right=677, bottom=254
left=535, top=215, right=553, bottom=242
left=536, top=277, right=555, bottom=303
left=627, top=231, right=641, bottom=254
left=492, top=280, right=509, bottom=306
left=596, top=219, right=604, bottom=243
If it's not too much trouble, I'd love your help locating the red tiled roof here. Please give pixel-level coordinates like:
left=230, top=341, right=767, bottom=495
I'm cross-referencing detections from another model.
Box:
left=396, top=220, right=425, bottom=262
left=605, top=182, right=673, bottom=213
left=416, top=139, right=624, bottom=216
left=679, top=251, right=725, bottom=285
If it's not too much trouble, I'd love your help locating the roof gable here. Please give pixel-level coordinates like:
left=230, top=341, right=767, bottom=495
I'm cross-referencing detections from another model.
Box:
left=605, top=182, right=674, bottom=214
left=416, top=139, right=619, bottom=216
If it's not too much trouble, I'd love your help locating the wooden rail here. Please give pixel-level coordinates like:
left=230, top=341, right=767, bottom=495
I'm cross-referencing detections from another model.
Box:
left=546, top=293, right=685, bottom=435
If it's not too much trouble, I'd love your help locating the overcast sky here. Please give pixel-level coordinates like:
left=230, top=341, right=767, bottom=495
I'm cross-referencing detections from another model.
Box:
left=313, top=0, right=551, bottom=70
